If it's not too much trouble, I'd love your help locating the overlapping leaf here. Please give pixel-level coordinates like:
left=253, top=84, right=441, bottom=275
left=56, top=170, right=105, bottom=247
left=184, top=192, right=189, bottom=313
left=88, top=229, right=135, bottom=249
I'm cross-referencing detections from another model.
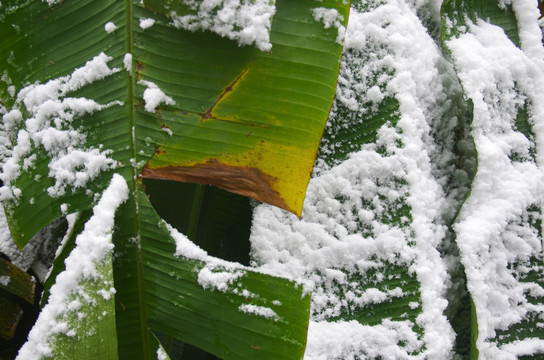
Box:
left=442, top=0, right=544, bottom=357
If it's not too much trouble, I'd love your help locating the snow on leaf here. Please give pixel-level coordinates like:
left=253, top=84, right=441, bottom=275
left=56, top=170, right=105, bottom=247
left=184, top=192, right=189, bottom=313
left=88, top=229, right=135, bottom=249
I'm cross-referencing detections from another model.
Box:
left=446, top=0, right=544, bottom=355
left=16, top=174, right=128, bottom=360
left=0, top=52, right=122, bottom=202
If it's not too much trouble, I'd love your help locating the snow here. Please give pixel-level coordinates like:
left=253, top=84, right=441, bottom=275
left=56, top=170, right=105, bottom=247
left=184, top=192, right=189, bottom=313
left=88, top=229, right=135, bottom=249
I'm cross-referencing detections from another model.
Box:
left=123, top=53, right=132, bottom=75
left=4, top=0, right=544, bottom=358
left=16, top=174, right=129, bottom=360
left=104, top=22, right=117, bottom=34
left=238, top=304, right=278, bottom=320
left=197, top=265, right=244, bottom=292
left=157, top=346, right=168, bottom=360
left=139, top=18, right=155, bottom=30
left=169, top=0, right=275, bottom=51
left=168, top=222, right=289, bottom=320
left=0, top=275, right=10, bottom=286
left=139, top=80, right=175, bottom=113
left=304, top=320, right=423, bottom=360
left=312, top=7, right=346, bottom=44
left=168, top=222, right=208, bottom=261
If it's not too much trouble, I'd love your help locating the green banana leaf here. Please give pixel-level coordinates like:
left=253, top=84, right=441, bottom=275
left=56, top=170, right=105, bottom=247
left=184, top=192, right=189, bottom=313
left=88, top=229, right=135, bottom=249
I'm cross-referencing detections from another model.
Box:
left=442, top=0, right=544, bottom=357
left=0, top=0, right=349, bottom=358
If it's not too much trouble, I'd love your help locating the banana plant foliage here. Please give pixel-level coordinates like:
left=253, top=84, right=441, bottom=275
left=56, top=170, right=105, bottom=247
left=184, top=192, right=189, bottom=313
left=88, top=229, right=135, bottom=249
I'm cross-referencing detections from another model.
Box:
left=442, top=0, right=544, bottom=357
left=0, top=0, right=349, bottom=358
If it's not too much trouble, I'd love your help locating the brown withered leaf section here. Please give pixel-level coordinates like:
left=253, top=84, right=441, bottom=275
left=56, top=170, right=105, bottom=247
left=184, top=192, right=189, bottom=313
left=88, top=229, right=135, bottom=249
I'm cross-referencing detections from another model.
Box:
left=0, top=258, right=35, bottom=304
left=141, top=159, right=291, bottom=213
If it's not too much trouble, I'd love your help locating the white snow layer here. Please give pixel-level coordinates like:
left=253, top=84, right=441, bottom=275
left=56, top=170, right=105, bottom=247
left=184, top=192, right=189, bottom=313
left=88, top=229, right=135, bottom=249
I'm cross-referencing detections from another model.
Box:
left=16, top=174, right=129, bottom=360
left=169, top=0, right=275, bottom=51
left=446, top=0, right=544, bottom=357
left=251, top=0, right=457, bottom=358
left=0, top=52, right=121, bottom=201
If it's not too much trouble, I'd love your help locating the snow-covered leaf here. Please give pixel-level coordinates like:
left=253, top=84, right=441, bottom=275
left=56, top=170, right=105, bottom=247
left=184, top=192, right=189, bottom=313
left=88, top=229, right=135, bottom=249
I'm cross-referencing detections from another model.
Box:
left=443, top=0, right=544, bottom=357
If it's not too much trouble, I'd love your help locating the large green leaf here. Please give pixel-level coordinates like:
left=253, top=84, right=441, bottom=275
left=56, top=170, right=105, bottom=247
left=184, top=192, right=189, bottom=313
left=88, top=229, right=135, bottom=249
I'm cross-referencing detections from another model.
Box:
left=442, top=0, right=544, bottom=357
left=0, top=0, right=348, bottom=358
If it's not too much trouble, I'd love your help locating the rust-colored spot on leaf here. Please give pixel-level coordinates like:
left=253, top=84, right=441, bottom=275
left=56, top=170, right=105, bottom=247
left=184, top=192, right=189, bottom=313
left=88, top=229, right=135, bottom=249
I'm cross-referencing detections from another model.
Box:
left=134, top=61, right=145, bottom=81
left=141, top=159, right=292, bottom=213
left=250, top=346, right=261, bottom=350
left=153, top=145, right=167, bottom=156
left=199, top=68, right=249, bottom=122
left=117, top=300, right=126, bottom=311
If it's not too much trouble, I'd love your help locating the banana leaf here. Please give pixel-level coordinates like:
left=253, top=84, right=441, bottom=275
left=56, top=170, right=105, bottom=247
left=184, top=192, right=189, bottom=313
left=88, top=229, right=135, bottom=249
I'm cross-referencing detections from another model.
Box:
left=0, top=0, right=349, bottom=358
left=442, top=0, right=544, bottom=357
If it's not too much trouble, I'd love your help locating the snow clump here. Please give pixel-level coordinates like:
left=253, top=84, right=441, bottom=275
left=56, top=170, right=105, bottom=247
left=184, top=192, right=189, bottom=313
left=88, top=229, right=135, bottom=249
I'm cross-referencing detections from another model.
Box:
left=139, top=80, right=175, bottom=113
left=169, top=0, right=276, bottom=51
left=104, top=21, right=117, bottom=33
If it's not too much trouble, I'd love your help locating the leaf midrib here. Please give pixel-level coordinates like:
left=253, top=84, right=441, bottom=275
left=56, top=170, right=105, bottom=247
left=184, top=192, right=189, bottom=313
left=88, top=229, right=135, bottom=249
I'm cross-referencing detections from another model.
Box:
left=125, top=0, right=151, bottom=358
